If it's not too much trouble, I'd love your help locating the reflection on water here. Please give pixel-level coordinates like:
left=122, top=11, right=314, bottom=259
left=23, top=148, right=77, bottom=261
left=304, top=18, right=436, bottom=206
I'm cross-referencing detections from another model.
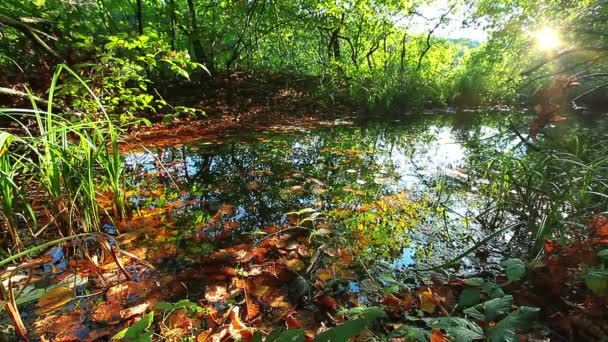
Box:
left=124, top=113, right=521, bottom=274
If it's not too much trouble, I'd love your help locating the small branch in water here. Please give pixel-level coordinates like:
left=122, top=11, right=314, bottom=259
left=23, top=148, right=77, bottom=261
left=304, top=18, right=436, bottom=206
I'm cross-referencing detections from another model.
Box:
left=509, top=120, right=541, bottom=151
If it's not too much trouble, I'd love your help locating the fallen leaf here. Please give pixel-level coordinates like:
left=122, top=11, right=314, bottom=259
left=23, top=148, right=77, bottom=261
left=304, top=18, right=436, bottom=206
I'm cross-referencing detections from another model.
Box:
left=315, top=294, right=338, bottom=310
left=91, top=301, right=122, bottom=324
left=316, top=268, right=333, bottom=281
left=431, top=328, right=450, bottom=342
left=285, top=259, right=305, bottom=272
left=418, top=289, right=437, bottom=314
left=121, top=303, right=149, bottom=319
left=205, top=284, right=229, bottom=302
left=36, top=286, right=75, bottom=315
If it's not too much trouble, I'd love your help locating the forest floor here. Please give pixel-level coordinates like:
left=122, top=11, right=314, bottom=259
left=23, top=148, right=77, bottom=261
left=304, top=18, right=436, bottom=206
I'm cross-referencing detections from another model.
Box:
left=124, top=71, right=359, bottom=149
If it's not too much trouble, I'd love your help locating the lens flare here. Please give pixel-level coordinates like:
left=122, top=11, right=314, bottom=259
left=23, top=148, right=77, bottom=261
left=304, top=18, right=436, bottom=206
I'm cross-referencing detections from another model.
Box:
left=535, top=27, right=561, bottom=51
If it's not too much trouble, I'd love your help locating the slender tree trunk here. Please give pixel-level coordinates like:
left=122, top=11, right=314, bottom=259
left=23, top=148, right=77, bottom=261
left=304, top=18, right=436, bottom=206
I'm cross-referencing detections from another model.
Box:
left=187, top=0, right=214, bottom=73
left=168, top=0, right=177, bottom=50
left=136, top=0, right=143, bottom=35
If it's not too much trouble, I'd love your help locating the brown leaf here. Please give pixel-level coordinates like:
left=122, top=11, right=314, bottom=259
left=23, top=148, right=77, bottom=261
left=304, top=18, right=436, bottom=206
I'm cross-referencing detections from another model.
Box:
left=205, top=284, right=229, bottom=302
left=120, top=303, right=148, bottom=320
left=316, top=268, right=333, bottom=282
left=106, top=280, right=152, bottom=302
left=315, top=294, right=338, bottom=311
left=91, top=301, right=122, bottom=324
left=36, top=286, right=75, bottom=315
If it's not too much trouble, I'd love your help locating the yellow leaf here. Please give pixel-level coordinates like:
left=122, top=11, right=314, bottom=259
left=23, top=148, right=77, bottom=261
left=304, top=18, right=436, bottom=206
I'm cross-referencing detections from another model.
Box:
left=36, top=286, right=75, bottom=315
left=316, top=268, right=333, bottom=281
left=418, top=289, right=436, bottom=314
left=285, top=259, right=305, bottom=271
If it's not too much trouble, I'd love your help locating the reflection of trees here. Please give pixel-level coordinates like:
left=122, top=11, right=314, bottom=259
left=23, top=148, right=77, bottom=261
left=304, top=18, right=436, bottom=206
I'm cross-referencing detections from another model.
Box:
left=126, top=114, right=526, bottom=263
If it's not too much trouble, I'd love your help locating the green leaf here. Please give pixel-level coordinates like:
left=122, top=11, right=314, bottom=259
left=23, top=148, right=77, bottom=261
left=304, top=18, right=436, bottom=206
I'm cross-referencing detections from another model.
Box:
left=462, top=278, right=484, bottom=286
left=424, top=317, right=483, bottom=342
left=598, top=249, right=608, bottom=260
left=389, top=325, right=430, bottom=341
left=275, top=329, right=305, bottom=342
left=585, top=268, right=608, bottom=295
left=251, top=331, right=263, bottom=342
left=464, top=295, right=514, bottom=322
left=487, top=306, right=539, bottom=342
left=501, top=258, right=526, bottom=282
left=267, top=328, right=285, bottom=342
left=112, top=312, right=154, bottom=341
left=337, top=306, right=386, bottom=320
left=313, top=319, right=372, bottom=342
left=459, top=287, right=481, bottom=307
left=481, top=281, right=505, bottom=298
left=155, top=299, right=200, bottom=310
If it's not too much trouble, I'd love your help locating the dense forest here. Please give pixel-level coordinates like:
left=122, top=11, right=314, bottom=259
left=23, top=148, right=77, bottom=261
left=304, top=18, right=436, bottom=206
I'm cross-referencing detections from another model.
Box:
left=1, top=0, right=608, bottom=341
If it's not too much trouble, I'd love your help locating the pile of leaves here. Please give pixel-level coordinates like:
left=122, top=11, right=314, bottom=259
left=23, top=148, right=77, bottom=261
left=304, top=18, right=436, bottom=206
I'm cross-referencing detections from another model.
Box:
left=3, top=203, right=608, bottom=341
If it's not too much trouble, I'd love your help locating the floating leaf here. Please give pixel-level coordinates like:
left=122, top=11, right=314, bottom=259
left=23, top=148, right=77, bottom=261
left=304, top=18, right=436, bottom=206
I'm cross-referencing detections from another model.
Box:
left=316, top=268, right=333, bottom=281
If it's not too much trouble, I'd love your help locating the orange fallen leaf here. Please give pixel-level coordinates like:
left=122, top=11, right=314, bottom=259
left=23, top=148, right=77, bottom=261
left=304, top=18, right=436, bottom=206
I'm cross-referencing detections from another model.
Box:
left=91, top=301, right=122, bottom=324
left=431, top=328, right=450, bottom=342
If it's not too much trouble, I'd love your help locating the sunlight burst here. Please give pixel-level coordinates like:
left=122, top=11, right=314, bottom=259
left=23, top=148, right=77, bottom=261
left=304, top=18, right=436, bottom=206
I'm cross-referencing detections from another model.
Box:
left=535, top=27, right=561, bottom=51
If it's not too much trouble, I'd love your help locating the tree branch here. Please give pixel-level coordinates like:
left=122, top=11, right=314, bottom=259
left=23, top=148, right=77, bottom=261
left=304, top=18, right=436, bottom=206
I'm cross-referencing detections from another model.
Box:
left=0, top=14, right=63, bottom=61
left=520, top=47, right=608, bottom=77
left=571, top=82, right=608, bottom=108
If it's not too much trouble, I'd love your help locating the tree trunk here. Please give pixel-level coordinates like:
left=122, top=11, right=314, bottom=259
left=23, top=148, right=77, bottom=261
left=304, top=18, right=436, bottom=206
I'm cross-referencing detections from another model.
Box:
left=187, top=0, right=214, bottom=73
left=168, top=0, right=177, bottom=50
left=136, top=0, right=143, bottom=35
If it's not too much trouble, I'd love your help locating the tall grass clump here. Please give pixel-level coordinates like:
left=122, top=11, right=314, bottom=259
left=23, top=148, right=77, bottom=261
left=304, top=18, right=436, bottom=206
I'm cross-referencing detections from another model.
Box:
left=468, top=127, right=608, bottom=256
left=0, top=64, right=125, bottom=251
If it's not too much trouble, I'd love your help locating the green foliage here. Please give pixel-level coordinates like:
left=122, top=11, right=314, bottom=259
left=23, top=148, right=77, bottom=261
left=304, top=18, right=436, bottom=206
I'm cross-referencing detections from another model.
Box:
left=464, top=296, right=514, bottom=322
left=112, top=312, right=154, bottom=342
left=424, top=317, right=484, bottom=342
left=154, top=299, right=205, bottom=316
left=0, top=65, right=125, bottom=245
left=486, top=307, right=540, bottom=342
left=501, top=258, right=526, bottom=283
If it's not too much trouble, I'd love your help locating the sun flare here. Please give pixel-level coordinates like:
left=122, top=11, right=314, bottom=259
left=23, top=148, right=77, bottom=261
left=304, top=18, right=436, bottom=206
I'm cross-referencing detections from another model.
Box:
left=535, top=27, right=561, bottom=51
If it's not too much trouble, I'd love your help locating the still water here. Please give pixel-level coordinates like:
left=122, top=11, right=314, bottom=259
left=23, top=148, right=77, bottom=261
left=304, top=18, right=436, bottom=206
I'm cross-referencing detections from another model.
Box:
left=123, top=112, right=527, bottom=278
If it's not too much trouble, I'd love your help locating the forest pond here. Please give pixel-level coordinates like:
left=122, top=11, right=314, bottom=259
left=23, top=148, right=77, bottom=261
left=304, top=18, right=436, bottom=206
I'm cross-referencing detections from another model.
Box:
left=11, top=110, right=608, bottom=340
left=122, top=112, right=531, bottom=287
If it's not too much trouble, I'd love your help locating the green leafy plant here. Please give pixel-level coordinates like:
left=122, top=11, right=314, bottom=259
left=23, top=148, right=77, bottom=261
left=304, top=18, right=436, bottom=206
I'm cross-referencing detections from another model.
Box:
left=112, top=312, right=154, bottom=342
